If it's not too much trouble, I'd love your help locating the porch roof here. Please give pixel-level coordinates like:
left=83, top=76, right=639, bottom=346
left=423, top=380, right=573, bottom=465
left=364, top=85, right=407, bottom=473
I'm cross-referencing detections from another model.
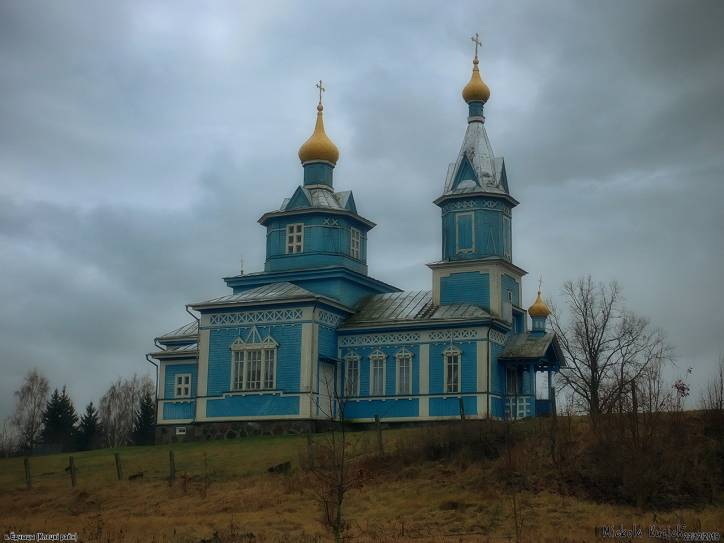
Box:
left=499, top=332, right=565, bottom=366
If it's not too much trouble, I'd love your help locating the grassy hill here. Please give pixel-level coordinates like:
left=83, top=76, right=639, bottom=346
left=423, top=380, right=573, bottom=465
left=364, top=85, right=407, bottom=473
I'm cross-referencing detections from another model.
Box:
left=1, top=418, right=722, bottom=542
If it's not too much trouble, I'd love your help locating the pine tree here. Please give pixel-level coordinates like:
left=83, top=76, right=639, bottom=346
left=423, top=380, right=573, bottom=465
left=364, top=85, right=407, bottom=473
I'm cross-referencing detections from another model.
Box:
left=40, top=387, right=78, bottom=451
left=77, top=401, right=102, bottom=451
left=132, top=390, right=156, bottom=445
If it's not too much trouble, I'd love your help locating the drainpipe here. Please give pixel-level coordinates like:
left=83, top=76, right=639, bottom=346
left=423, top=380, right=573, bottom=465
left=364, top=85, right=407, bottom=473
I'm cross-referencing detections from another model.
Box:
left=145, top=353, right=160, bottom=423
left=185, top=304, right=200, bottom=323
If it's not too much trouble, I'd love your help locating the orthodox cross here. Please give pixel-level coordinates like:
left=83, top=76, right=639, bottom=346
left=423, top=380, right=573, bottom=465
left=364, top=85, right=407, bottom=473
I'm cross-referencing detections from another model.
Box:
left=538, top=275, right=544, bottom=292
left=316, top=80, right=325, bottom=106
left=470, top=32, right=481, bottom=59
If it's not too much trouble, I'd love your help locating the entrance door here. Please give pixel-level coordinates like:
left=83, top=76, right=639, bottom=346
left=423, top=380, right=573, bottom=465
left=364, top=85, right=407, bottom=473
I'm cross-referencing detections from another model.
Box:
left=317, top=362, right=336, bottom=419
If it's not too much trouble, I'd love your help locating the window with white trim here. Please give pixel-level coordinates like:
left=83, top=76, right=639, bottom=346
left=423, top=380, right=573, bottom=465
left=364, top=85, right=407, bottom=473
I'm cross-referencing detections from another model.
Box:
left=396, top=348, right=413, bottom=395
left=175, top=374, right=191, bottom=398
left=286, top=223, right=304, bottom=254
left=344, top=354, right=360, bottom=397
left=350, top=228, right=361, bottom=259
left=370, top=350, right=386, bottom=396
left=443, top=347, right=461, bottom=393
left=455, top=212, right=474, bottom=254
left=231, top=337, right=277, bottom=391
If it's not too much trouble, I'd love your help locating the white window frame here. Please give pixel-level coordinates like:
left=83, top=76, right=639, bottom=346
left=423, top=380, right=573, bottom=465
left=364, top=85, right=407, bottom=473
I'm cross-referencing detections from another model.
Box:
left=395, top=348, right=413, bottom=396
left=344, top=353, right=360, bottom=397
left=369, top=349, right=386, bottom=397
left=286, top=223, right=304, bottom=254
left=443, top=346, right=461, bottom=394
left=350, top=227, right=361, bottom=260
left=455, top=212, right=475, bottom=254
left=230, top=336, right=277, bottom=392
left=175, top=373, right=191, bottom=398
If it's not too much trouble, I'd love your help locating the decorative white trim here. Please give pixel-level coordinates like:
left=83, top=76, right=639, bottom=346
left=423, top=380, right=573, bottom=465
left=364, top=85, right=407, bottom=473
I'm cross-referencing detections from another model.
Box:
left=369, top=349, right=386, bottom=397
left=344, top=352, right=360, bottom=397
left=490, top=329, right=507, bottom=346
left=318, top=309, right=344, bottom=328
left=395, top=348, right=413, bottom=396
left=428, top=328, right=480, bottom=342
left=339, top=331, right=421, bottom=347
left=208, top=308, right=304, bottom=327
left=442, top=346, right=462, bottom=394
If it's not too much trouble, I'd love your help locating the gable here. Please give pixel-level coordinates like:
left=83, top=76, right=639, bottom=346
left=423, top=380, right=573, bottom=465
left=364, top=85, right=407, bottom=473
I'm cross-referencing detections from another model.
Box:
left=451, top=154, right=480, bottom=190
left=285, top=186, right=312, bottom=210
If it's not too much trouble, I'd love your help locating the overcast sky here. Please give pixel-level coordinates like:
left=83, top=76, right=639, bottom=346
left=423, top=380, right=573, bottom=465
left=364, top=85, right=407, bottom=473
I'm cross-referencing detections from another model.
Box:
left=1, top=0, right=723, bottom=419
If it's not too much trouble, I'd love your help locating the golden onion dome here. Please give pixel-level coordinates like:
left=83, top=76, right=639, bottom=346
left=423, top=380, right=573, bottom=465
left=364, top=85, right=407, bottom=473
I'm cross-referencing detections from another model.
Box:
left=528, top=290, right=552, bottom=318
left=298, top=103, right=339, bottom=165
left=462, top=57, right=491, bottom=104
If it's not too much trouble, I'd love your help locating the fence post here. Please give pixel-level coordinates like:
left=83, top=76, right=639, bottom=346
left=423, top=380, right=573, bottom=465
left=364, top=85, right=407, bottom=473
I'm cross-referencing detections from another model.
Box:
left=24, top=457, right=31, bottom=489
left=306, top=431, right=314, bottom=469
left=168, top=450, right=176, bottom=486
left=68, top=456, right=77, bottom=488
left=459, top=397, right=465, bottom=421
left=374, top=414, right=383, bottom=455
left=114, top=452, right=123, bottom=481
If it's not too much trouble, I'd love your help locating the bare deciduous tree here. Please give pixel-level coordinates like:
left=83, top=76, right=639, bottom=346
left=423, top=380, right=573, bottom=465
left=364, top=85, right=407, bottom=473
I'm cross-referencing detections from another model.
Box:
left=12, top=369, right=50, bottom=452
left=305, top=371, right=368, bottom=542
left=701, top=355, right=724, bottom=412
left=0, top=417, right=18, bottom=457
left=99, top=374, right=154, bottom=447
left=549, top=276, right=672, bottom=423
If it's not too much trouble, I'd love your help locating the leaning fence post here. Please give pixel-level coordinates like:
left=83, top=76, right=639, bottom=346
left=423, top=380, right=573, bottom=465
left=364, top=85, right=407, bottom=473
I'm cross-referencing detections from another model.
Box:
left=24, top=457, right=31, bottom=489
left=374, top=414, right=383, bottom=455
left=114, top=452, right=123, bottom=481
left=68, top=456, right=77, bottom=488
left=168, top=450, right=176, bottom=486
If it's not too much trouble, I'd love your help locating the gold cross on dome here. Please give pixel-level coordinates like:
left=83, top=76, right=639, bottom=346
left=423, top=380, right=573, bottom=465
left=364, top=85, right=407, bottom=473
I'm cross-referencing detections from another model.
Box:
left=315, top=80, right=325, bottom=105
left=538, top=275, right=544, bottom=292
left=470, top=32, right=481, bottom=59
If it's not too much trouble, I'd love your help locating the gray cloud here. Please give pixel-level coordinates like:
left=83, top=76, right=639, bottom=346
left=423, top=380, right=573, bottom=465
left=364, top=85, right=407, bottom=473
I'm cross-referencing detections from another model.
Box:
left=1, top=0, right=722, bottom=417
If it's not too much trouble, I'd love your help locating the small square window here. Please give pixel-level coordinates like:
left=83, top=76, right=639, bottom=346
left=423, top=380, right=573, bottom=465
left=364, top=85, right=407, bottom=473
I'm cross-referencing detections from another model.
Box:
left=175, top=374, right=191, bottom=398
left=286, top=223, right=304, bottom=254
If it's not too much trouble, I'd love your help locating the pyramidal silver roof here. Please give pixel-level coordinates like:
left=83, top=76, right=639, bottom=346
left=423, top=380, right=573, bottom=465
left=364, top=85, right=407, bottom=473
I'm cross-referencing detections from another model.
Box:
left=441, top=120, right=509, bottom=198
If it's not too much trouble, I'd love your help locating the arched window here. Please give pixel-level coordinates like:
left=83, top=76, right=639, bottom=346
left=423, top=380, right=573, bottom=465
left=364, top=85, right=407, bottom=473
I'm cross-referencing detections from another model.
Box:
left=344, top=352, right=360, bottom=397
left=369, top=349, right=386, bottom=397
left=396, top=348, right=413, bottom=395
left=443, top=346, right=461, bottom=394
left=230, top=331, right=278, bottom=391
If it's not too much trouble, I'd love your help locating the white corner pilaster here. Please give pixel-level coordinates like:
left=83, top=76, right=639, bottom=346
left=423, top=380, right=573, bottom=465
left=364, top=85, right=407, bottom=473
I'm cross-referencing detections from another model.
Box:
left=419, top=343, right=429, bottom=417
left=195, top=328, right=210, bottom=420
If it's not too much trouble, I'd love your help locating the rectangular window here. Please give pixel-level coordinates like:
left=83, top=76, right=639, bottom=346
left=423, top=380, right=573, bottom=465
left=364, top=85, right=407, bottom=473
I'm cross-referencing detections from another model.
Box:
left=503, top=215, right=511, bottom=260
left=232, top=351, right=245, bottom=390
left=455, top=213, right=474, bottom=253
left=445, top=352, right=460, bottom=393
left=371, top=354, right=385, bottom=396
left=397, top=353, right=412, bottom=395
left=263, top=349, right=275, bottom=389
left=286, top=223, right=304, bottom=254
left=350, top=228, right=361, bottom=259
left=345, top=357, right=359, bottom=397
left=175, top=374, right=191, bottom=398
left=246, top=350, right=262, bottom=390
left=507, top=368, right=521, bottom=394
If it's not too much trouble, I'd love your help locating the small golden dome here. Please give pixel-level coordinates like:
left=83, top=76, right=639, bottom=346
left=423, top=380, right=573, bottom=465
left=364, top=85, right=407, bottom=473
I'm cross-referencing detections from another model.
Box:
left=462, top=57, right=491, bottom=104
left=528, top=290, right=551, bottom=318
left=298, top=104, right=339, bottom=165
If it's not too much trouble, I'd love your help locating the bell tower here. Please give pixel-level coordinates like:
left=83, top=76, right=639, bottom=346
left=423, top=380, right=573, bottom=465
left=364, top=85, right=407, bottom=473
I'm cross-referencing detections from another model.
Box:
left=429, top=35, right=526, bottom=329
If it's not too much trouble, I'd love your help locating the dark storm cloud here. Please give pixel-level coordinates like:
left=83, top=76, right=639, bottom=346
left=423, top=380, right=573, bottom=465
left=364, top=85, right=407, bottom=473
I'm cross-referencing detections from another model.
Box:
left=1, top=0, right=722, bottom=417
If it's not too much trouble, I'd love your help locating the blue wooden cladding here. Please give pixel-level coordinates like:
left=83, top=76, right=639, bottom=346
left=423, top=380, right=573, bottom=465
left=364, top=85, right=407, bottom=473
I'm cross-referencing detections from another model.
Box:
left=152, top=58, right=565, bottom=431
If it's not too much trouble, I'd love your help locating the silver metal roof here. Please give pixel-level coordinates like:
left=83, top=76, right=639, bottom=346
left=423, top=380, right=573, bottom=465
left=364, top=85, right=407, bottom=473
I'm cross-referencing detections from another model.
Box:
left=280, top=187, right=355, bottom=212
left=192, top=281, right=317, bottom=307
left=158, top=321, right=198, bottom=339
left=441, top=120, right=509, bottom=198
left=342, top=290, right=490, bottom=327
left=499, top=333, right=564, bottom=363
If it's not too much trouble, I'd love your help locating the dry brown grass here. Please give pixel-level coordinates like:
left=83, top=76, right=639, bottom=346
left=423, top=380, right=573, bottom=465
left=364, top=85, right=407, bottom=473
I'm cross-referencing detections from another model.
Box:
left=1, top=423, right=722, bottom=542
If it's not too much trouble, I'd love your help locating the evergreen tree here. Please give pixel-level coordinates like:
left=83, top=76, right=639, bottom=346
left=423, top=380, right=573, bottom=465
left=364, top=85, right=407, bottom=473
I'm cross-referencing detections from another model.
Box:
left=40, top=387, right=78, bottom=451
left=77, top=401, right=102, bottom=451
left=132, top=390, right=156, bottom=445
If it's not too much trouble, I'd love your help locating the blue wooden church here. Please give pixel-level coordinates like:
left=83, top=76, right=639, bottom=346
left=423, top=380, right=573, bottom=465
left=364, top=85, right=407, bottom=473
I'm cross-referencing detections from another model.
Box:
left=150, top=43, right=564, bottom=441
